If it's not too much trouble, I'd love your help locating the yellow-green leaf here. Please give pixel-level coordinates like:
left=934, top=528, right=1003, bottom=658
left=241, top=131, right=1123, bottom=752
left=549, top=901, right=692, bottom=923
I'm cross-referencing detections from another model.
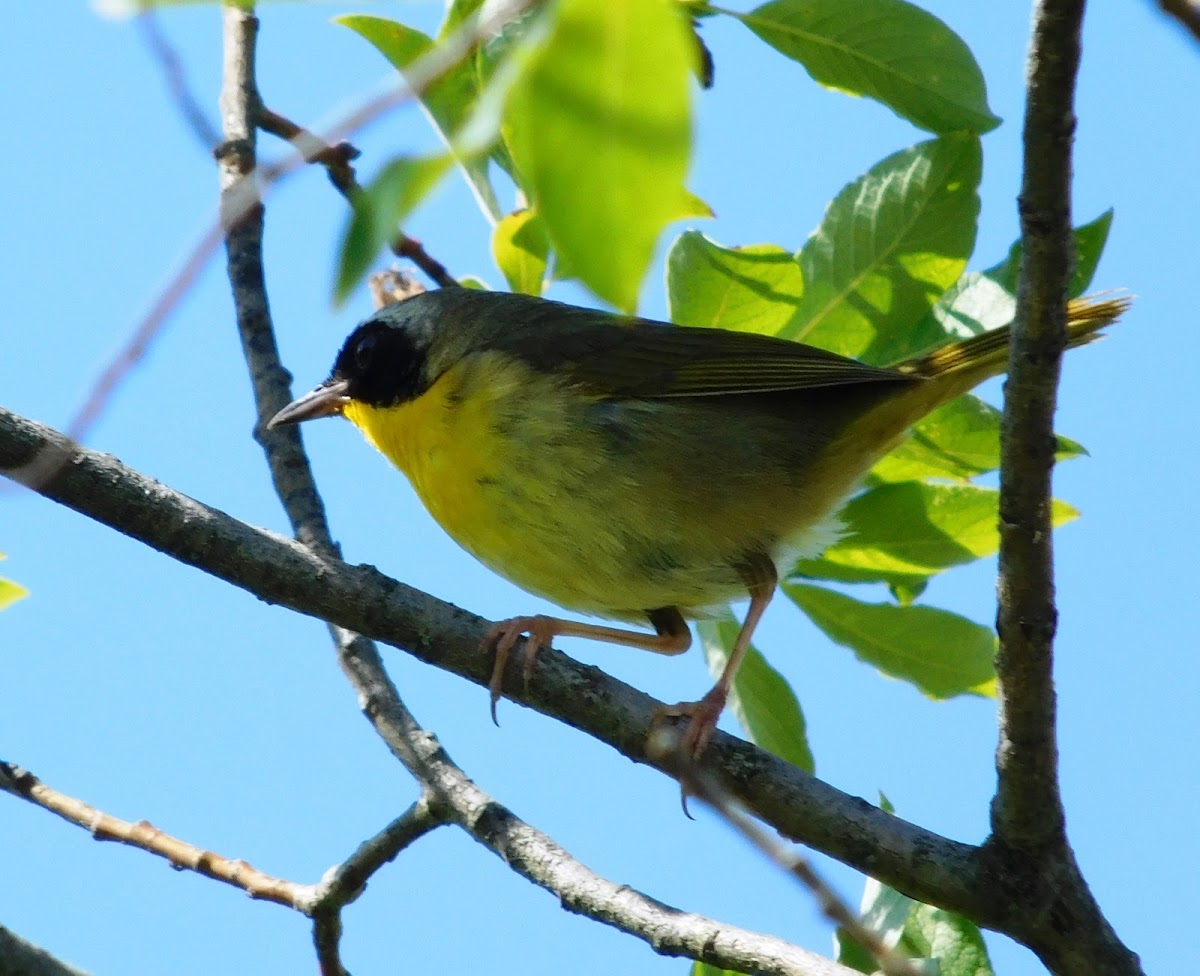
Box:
left=492, top=209, right=550, bottom=295
left=733, top=0, right=1000, bottom=134
left=784, top=134, right=981, bottom=360
left=666, top=231, right=803, bottom=335
left=795, top=482, right=1077, bottom=586
left=784, top=583, right=996, bottom=698
left=504, top=0, right=693, bottom=311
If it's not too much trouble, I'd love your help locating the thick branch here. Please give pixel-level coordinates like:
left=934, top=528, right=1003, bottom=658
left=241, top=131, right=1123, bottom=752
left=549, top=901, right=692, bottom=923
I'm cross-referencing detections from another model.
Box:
left=1157, top=0, right=1200, bottom=42
left=0, top=406, right=984, bottom=922
left=995, top=0, right=1080, bottom=855
left=0, top=925, right=91, bottom=976
left=988, top=1, right=1142, bottom=973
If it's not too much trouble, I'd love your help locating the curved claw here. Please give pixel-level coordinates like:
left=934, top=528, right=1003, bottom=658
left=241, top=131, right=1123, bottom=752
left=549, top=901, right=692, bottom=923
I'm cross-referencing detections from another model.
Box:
left=650, top=683, right=730, bottom=762
left=483, top=615, right=558, bottom=724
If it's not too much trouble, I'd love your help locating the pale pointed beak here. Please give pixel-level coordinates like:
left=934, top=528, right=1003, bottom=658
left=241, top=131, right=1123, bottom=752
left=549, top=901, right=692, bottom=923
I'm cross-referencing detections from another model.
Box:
left=267, top=378, right=352, bottom=429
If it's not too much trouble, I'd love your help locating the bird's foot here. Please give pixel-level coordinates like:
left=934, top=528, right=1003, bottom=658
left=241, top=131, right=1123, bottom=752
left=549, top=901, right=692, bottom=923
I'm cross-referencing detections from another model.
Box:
left=484, top=615, right=559, bottom=724
left=650, top=683, right=730, bottom=762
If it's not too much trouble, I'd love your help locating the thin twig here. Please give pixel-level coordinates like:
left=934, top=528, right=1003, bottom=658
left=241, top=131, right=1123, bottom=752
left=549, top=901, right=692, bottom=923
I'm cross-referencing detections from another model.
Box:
left=0, top=757, right=443, bottom=955
left=0, top=761, right=308, bottom=908
left=218, top=16, right=432, bottom=970
left=652, top=742, right=923, bottom=976
left=306, top=797, right=445, bottom=976
left=137, top=7, right=221, bottom=148
left=257, top=107, right=459, bottom=288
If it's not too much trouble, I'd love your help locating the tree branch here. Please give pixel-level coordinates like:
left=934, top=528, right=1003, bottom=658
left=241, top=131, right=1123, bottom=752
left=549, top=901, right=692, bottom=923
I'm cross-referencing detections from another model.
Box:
left=335, top=626, right=858, bottom=976
left=996, top=0, right=1080, bottom=857
left=987, top=0, right=1143, bottom=973
left=0, top=760, right=313, bottom=909
left=1157, top=0, right=1200, bottom=42
left=304, top=797, right=445, bottom=976
left=256, top=108, right=457, bottom=288
left=0, top=406, right=986, bottom=922
left=0, top=925, right=92, bottom=976
left=137, top=8, right=220, bottom=149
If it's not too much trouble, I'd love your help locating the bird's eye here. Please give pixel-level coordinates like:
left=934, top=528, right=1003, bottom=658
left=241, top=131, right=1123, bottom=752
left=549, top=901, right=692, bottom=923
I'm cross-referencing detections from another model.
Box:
left=354, top=332, right=377, bottom=371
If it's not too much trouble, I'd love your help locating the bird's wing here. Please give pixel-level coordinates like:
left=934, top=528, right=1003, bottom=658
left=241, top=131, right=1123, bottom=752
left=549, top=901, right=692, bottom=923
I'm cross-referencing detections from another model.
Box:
left=505, top=302, right=914, bottom=399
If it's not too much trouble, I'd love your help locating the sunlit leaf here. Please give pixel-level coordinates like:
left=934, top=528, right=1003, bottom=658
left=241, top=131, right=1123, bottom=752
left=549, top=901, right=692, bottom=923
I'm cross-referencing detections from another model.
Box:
left=666, top=232, right=803, bottom=334
left=835, top=876, right=914, bottom=972
left=492, top=209, right=550, bottom=295
left=732, top=0, right=1000, bottom=134
left=336, top=15, right=502, bottom=220
left=784, top=134, right=982, bottom=361
left=903, top=904, right=996, bottom=976
left=793, top=483, right=1077, bottom=586
left=504, top=0, right=693, bottom=311
left=784, top=583, right=996, bottom=698
left=837, top=853, right=994, bottom=975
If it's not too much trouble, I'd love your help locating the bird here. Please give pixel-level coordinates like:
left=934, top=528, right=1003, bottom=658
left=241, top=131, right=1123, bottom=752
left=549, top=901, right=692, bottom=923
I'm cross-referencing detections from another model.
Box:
left=269, top=287, right=1126, bottom=759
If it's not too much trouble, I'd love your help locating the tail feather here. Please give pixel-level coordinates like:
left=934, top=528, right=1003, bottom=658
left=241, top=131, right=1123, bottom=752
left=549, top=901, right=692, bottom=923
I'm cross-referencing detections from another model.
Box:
left=897, top=294, right=1131, bottom=381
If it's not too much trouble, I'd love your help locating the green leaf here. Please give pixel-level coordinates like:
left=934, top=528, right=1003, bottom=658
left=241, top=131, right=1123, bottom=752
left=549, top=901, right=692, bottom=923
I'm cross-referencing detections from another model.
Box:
left=698, top=615, right=814, bottom=772
left=835, top=876, right=916, bottom=972
left=903, top=904, right=996, bottom=976
left=838, top=868, right=994, bottom=976
left=871, top=393, right=1085, bottom=484
left=504, top=0, right=693, bottom=311
left=335, top=154, right=454, bottom=303
left=492, top=209, right=550, bottom=295
left=666, top=232, right=803, bottom=335
left=336, top=15, right=502, bottom=220
left=899, top=211, right=1114, bottom=363
left=871, top=395, right=1003, bottom=483
left=889, top=578, right=927, bottom=606
left=984, top=210, right=1115, bottom=300
left=794, top=482, right=1078, bottom=587
left=784, top=134, right=982, bottom=361
left=783, top=583, right=996, bottom=698
left=439, top=0, right=486, bottom=38
left=731, top=0, right=1000, bottom=134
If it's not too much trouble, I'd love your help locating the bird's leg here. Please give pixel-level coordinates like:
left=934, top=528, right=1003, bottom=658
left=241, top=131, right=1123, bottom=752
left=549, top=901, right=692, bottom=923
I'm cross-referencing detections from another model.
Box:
left=485, top=607, right=691, bottom=723
left=653, top=554, right=778, bottom=760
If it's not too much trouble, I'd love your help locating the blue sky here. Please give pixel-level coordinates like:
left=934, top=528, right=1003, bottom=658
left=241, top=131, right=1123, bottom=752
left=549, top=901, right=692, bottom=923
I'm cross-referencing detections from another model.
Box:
left=2, top=2, right=1196, bottom=974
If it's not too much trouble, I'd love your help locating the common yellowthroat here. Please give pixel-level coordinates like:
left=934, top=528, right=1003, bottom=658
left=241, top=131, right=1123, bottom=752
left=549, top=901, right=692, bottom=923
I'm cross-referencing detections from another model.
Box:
left=270, top=288, right=1126, bottom=757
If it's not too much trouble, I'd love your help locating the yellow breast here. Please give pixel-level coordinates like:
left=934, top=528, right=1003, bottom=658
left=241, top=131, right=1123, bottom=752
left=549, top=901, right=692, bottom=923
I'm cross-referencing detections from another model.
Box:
left=341, top=352, right=848, bottom=621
